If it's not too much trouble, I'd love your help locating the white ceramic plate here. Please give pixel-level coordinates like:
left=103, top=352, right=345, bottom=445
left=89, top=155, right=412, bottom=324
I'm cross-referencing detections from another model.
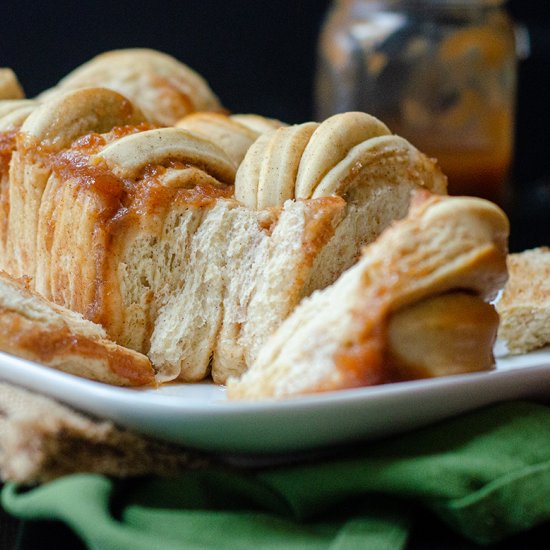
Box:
left=1, top=344, right=549, bottom=455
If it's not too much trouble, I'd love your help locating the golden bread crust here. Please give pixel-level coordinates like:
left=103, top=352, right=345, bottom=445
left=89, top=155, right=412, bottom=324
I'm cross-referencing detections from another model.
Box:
left=234, top=111, right=447, bottom=209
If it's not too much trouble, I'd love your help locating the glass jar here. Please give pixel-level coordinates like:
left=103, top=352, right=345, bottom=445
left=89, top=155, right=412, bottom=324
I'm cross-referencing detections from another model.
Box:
left=316, top=0, right=518, bottom=205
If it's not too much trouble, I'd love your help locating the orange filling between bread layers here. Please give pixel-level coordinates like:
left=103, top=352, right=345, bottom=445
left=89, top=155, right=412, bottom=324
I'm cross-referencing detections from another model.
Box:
left=0, top=305, right=155, bottom=386
left=0, top=308, right=155, bottom=386
left=28, top=124, right=235, bottom=230
left=0, top=129, right=18, bottom=172
left=0, top=130, right=18, bottom=245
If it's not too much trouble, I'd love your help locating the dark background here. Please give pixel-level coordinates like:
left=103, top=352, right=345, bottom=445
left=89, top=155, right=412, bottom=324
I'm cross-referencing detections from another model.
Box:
left=1, top=0, right=549, bottom=249
left=0, top=0, right=330, bottom=123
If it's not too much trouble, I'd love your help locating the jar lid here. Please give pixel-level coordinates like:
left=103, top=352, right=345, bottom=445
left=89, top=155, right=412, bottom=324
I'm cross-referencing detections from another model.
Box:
left=349, top=0, right=507, bottom=7
left=423, top=0, right=506, bottom=4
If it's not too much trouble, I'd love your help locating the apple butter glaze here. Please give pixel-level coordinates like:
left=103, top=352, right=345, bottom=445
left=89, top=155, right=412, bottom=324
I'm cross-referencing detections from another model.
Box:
left=23, top=123, right=236, bottom=229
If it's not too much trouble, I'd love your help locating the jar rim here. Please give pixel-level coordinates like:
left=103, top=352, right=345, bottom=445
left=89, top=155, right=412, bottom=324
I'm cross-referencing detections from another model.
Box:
left=340, top=0, right=507, bottom=7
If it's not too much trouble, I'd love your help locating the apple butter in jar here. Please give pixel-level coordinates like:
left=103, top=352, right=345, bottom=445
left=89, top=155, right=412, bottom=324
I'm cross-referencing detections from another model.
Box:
left=316, top=0, right=518, bottom=205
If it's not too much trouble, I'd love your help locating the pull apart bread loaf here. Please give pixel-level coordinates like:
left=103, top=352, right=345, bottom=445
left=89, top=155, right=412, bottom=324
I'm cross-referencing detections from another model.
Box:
left=0, top=270, right=154, bottom=386
left=228, top=192, right=509, bottom=400
left=0, top=84, right=446, bottom=386
left=496, top=247, right=550, bottom=354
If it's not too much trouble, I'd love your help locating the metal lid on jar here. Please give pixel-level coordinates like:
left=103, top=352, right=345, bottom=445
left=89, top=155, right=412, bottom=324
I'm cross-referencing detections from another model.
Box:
left=345, top=0, right=507, bottom=8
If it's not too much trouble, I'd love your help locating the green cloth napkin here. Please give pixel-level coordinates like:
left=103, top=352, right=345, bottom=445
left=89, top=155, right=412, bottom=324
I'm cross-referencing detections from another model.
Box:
left=3, top=401, right=550, bottom=550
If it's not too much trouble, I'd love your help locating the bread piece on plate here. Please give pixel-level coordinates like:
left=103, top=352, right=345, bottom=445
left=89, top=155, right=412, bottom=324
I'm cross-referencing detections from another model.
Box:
left=0, top=69, right=25, bottom=100
left=227, top=192, right=509, bottom=400
left=0, top=271, right=154, bottom=386
left=496, top=247, right=550, bottom=354
left=38, top=49, right=222, bottom=126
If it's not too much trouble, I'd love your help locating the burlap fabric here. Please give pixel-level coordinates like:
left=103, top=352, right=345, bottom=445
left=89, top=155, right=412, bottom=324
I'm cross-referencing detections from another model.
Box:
left=0, top=382, right=209, bottom=484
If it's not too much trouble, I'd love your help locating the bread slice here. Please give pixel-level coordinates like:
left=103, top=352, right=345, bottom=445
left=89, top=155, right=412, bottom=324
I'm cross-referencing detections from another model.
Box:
left=38, top=49, right=222, bottom=126
left=496, top=247, right=550, bottom=354
left=227, top=192, right=509, bottom=400
left=5, top=88, right=145, bottom=279
left=0, top=271, right=154, bottom=386
left=148, top=196, right=345, bottom=382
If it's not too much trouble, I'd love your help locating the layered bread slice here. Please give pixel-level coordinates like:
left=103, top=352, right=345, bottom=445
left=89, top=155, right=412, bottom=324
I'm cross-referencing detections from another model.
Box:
left=227, top=192, right=509, bottom=400
left=0, top=271, right=154, bottom=386
left=496, top=247, right=550, bottom=354
left=0, top=100, right=38, bottom=269
left=5, top=88, right=146, bottom=279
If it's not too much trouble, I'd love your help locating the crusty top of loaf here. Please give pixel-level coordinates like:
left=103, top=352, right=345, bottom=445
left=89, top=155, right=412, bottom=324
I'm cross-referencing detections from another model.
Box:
left=37, top=49, right=222, bottom=126
left=235, top=111, right=447, bottom=210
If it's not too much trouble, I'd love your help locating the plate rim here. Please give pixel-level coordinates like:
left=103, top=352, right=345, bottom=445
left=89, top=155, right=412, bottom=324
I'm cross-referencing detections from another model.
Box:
left=1, top=347, right=550, bottom=453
